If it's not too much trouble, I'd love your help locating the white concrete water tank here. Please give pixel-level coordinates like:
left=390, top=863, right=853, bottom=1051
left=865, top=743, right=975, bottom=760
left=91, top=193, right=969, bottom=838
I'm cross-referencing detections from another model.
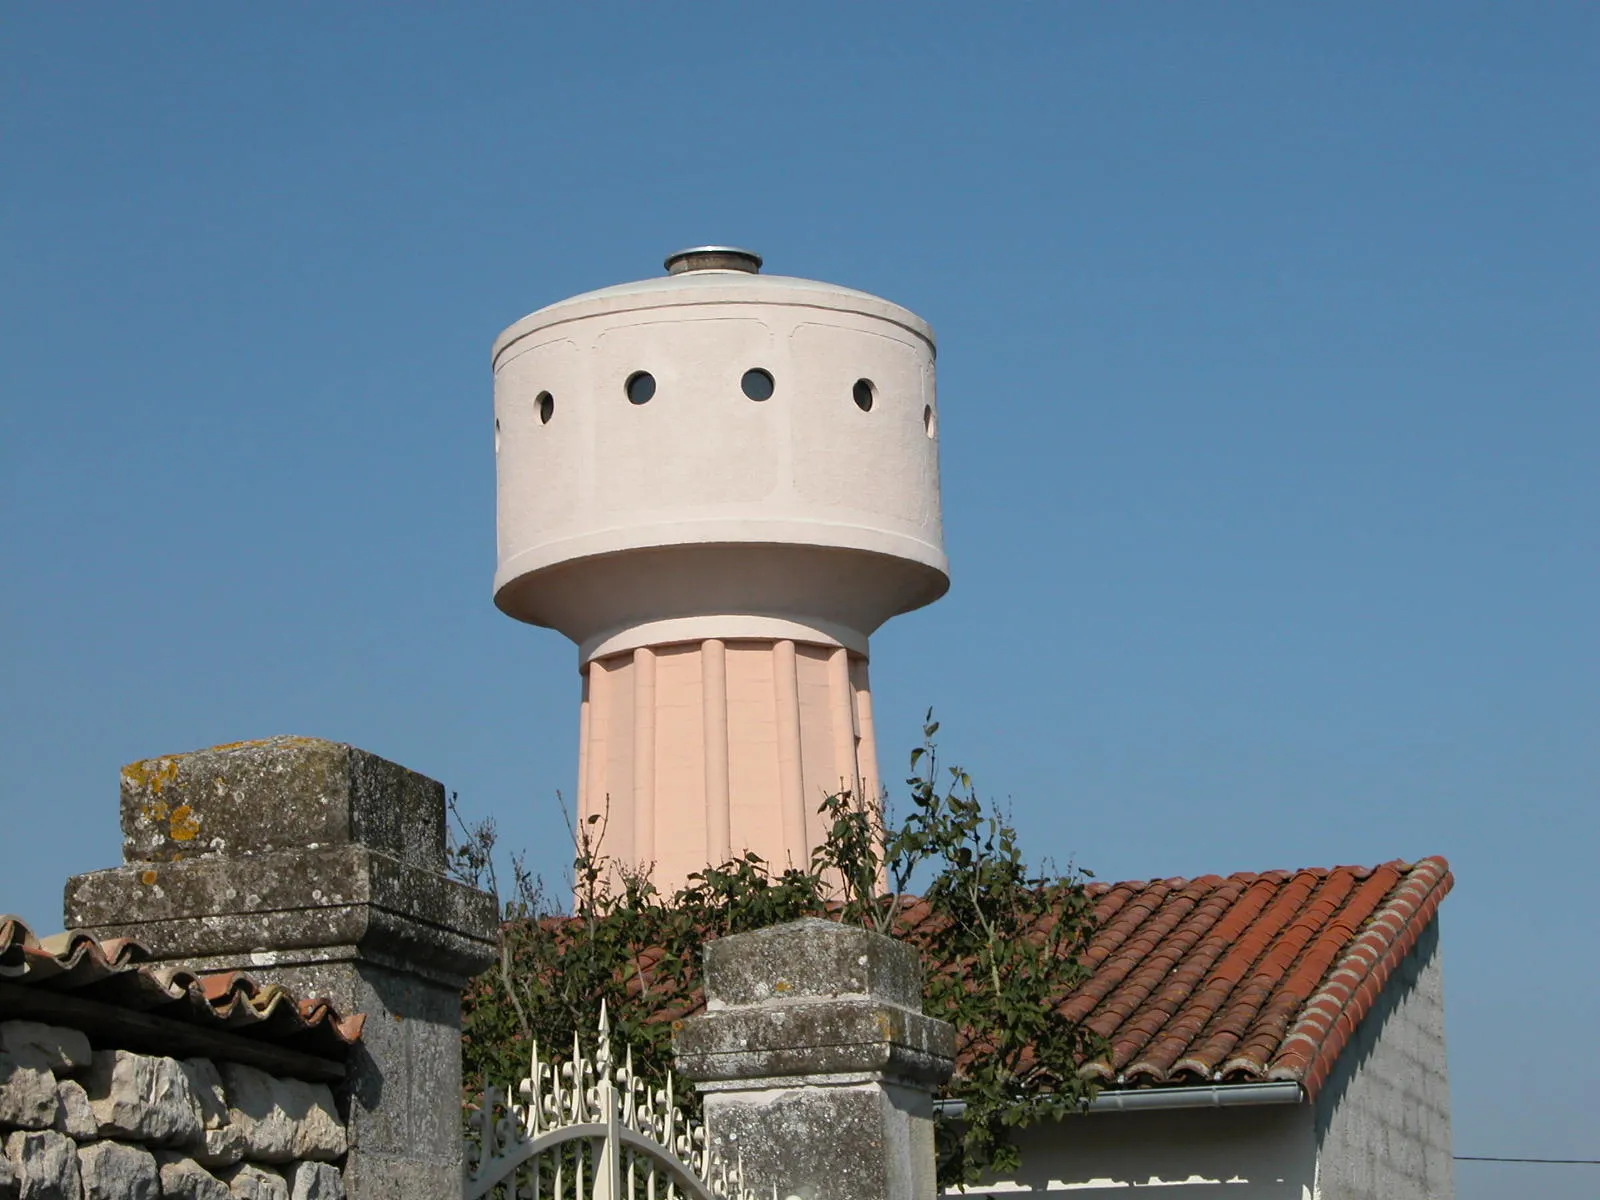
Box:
left=493, top=248, right=947, bottom=890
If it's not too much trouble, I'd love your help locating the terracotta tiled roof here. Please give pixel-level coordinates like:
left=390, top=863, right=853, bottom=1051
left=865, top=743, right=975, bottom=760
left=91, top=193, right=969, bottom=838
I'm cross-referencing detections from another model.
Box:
left=0, top=915, right=365, bottom=1057
left=1045, top=856, right=1452, bottom=1098
left=504, top=856, right=1451, bottom=1103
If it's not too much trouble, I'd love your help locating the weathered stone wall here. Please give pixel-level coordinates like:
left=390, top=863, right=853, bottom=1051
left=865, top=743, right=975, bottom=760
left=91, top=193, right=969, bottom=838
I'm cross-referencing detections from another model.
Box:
left=0, top=1021, right=347, bottom=1200
left=1313, top=920, right=1454, bottom=1199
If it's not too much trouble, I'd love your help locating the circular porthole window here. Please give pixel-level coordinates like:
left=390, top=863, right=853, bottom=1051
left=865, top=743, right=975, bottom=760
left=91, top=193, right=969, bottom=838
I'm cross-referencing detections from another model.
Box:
left=923, top=404, right=937, bottom=438
left=536, top=391, right=554, bottom=424
left=625, top=372, right=656, bottom=405
left=853, top=379, right=875, bottom=412
left=741, top=368, right=775, bottom=401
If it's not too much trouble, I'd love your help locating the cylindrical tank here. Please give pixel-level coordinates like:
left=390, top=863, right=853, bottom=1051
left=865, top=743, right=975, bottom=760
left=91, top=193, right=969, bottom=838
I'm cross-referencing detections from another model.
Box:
left=493, top=248, right=946, bottom=891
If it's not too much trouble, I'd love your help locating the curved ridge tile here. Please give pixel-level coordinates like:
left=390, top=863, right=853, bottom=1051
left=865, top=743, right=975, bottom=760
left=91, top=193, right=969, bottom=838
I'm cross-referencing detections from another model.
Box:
left=0, top=914, right=363, bottom=1054
left=1275, top=858, right=1453, bottom=1097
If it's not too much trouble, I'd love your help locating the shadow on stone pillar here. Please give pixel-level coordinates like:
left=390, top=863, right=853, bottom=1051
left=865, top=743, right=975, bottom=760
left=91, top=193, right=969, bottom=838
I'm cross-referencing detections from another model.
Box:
left=675, top=918, right=955, bottom=1200
left=63, top=737, right=498, bottom=1198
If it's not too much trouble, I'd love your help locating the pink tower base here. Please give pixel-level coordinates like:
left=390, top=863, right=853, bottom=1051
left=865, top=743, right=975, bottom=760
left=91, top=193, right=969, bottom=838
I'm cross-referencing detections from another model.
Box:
left=575, top=638, right=881, bottom=896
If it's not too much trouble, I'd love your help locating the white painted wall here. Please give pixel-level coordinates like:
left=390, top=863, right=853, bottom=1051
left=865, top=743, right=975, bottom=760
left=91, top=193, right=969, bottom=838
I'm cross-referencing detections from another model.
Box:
left=952, top=1104, right=1318, bottom=1196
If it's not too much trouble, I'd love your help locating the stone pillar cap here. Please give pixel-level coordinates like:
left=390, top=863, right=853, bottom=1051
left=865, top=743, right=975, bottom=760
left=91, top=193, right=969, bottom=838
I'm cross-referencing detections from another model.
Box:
left=69, top=737, right=496, bottom=988
left=119, top=737, right=445, bottom=870
left=678, top=919, right=955, bottom=1089
left=702, top=917, right=924, bottom=1011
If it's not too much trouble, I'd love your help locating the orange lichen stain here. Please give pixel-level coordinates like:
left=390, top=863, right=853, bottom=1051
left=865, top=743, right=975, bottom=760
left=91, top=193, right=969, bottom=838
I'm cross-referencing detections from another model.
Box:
left=169, top=804, right=201, bottom=841
left=774, top=980, right=793, bottom=993
left=210, top=735, right=322, bottom=752
left=141, top=799, right=170, bottom=824
left=123, top=756, right=182, bottom=795
left=140, top=870, right=158, bottom=886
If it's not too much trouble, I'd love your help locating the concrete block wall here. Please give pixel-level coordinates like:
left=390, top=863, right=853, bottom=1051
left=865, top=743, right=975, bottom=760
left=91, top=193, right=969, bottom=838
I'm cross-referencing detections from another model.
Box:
left=0, top=1020, right=346, bottom=1200
left=1313, top=919, right=1455, bottom=1199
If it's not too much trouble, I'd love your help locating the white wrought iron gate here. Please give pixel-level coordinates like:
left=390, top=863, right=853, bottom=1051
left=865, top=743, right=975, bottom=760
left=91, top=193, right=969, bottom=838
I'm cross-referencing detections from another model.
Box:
left=464, top=1006, right=759, bottom=1200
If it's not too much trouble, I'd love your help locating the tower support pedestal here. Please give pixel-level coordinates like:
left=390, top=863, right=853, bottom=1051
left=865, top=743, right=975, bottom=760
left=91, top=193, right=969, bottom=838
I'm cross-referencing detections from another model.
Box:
left=578, top=638, right=879, bottom=892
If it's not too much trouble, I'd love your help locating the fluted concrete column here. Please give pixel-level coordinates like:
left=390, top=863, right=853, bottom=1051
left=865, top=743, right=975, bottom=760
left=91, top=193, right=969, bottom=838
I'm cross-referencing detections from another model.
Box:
left=576, top=641, right=881, bottom=893
left=701, top=639, right=732, bottom=864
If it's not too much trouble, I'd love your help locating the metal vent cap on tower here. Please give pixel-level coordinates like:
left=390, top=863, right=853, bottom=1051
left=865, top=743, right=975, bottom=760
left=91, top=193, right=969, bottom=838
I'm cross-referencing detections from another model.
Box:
left=664, top=246, right=763, bottom=275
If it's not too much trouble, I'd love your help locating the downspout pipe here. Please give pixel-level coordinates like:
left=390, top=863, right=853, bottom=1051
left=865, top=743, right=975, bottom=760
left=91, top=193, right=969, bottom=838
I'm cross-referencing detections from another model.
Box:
left=935, top=1080, right=1305, bottom=1118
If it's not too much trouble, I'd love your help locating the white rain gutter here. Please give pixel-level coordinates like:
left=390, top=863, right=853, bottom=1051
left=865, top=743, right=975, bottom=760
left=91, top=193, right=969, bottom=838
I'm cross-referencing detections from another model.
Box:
left=935, top=1080, right=1304, bottom=1118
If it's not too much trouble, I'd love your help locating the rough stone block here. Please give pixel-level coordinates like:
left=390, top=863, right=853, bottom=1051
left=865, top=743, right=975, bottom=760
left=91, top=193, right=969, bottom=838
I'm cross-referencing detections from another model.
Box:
left=216, top=1066, right=295, bottom=1164
left=117, top=738, right=446, bottom=870
left=0, top=1054, right=58, bottom=1132
left=193, top=1127, right=246, bottom=1170
left=221, top=1163, right=288, bottom=1200
left=77, top=1141, right=158, bottom=1200
left=0, top=1026, right=91, bottom=1078
left=4, top=1130, right=80, bottom=1200
left=287, top=1162, right=343, bottom=1200
left=212, top=1069, right=345, bottom=1165
left=81, top=1051, right=202, bottom=1147
left=179, top=1061, right=229, bottom=1131
left=279, top=1080, right=344, bottom=1162
left=50, top=1083, right=96, bottom=1142
left=0, top=1153, right=16, bottom=1200
left=156, top=1153, right=232, bottom=1200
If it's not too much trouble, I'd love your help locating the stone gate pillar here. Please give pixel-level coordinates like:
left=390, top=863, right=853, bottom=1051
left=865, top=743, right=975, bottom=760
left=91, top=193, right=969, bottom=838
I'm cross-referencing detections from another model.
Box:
left=63, top=737, right=498, bottom=1198
left=675, top=919, right=955, bottom=1200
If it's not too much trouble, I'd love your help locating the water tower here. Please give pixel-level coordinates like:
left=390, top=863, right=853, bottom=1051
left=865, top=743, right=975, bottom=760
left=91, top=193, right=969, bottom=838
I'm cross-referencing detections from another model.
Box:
left=492, top=248, right=947, bottom=893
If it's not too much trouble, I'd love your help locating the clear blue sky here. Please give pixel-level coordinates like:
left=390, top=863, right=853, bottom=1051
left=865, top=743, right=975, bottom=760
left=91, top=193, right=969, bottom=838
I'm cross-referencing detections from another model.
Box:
left=3, top=5, right=1594, bottom=1194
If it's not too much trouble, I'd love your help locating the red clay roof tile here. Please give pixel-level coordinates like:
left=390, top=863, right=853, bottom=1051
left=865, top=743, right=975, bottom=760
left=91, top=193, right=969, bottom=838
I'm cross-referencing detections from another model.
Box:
left=0, top=916, right=364, bottom=1055
left=1053, top=857, right=1450, bottom=1096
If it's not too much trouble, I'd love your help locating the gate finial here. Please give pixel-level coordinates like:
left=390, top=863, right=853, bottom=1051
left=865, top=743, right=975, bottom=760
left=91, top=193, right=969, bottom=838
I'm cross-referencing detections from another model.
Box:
left=466, top=1011, right=762, bottom=1200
